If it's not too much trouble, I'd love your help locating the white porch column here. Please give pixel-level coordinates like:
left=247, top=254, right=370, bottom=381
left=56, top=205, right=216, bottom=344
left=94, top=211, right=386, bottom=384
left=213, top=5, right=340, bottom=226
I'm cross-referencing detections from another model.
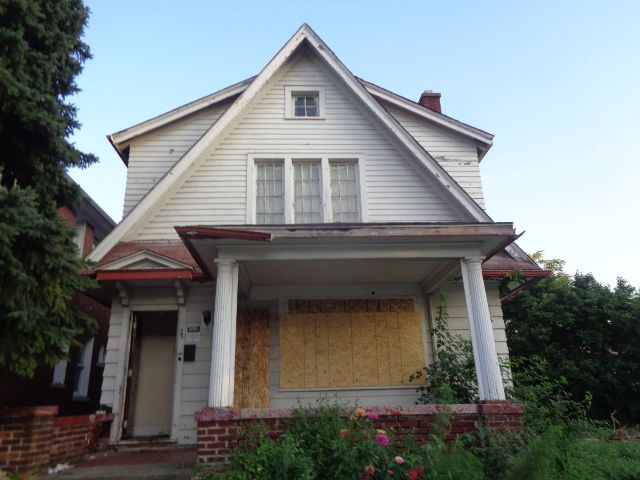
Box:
left=460, top=257, right=506, bottom=401
left=208, top=259, right=239, bottom=407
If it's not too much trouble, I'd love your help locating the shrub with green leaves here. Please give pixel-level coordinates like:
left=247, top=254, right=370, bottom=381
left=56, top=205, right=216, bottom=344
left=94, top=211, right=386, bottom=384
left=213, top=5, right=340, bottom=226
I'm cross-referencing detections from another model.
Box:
left=411, top=294, right=478, bottom=404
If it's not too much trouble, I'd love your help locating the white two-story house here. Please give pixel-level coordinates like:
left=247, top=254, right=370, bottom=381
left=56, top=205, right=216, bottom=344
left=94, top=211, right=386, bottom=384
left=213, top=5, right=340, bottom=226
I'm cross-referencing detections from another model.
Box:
left=88, top=24, right=545, bottom=445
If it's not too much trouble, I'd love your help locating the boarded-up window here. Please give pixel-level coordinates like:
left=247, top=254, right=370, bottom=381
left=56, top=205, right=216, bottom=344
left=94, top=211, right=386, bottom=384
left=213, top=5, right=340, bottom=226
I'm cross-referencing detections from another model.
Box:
left=234, top=309, right=271, bottom=409
left=279, top=311, right=424, bottom=389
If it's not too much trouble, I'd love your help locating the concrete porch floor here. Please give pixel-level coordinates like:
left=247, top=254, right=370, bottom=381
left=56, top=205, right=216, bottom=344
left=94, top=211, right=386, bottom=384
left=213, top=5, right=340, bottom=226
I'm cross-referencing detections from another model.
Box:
left=39, top=447, right=196, bottom=480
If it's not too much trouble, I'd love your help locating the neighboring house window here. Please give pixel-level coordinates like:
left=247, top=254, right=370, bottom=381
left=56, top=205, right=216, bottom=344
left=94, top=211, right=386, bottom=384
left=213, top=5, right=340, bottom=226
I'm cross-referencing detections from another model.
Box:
left=255, top=162, right=284, bottom=224
left=96, top=344, right=106, bottom=368
left=73, top=222, right=86, bottom=254
left=284, top=86, right=325, bottom=119
left=248, top=155, right=365, bottom=224
left=51, top=345, right=70, bottom=386
left=73, top=338, right=94, bottom=398
left=293, top=161, right=322, bottom=223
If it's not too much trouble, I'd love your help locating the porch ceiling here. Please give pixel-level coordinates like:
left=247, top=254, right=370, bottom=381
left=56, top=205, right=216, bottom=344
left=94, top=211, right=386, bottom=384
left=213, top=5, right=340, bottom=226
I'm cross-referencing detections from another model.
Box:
left=241, top=258, right=454, bottom=287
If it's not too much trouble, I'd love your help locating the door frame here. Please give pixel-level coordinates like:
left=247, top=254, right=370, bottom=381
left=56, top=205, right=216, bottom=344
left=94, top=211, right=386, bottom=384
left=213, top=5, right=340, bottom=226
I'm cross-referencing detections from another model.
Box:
left=120, top=304, right=184, bottom=442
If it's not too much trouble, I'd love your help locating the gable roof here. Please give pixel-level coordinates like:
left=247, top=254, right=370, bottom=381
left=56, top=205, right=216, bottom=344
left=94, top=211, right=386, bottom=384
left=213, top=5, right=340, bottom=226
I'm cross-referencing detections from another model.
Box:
left=89, top=23, right=492, bottom=263
left=108, top=76, right=255, bottom=165
left=359, top=79, right=494, bottom=161
left=107, top=73, right=494, bottom=165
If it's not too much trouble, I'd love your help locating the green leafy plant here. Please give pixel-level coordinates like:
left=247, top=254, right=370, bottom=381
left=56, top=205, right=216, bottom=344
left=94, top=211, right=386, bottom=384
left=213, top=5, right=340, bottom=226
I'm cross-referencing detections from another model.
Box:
left=411, top=294, right=478, bottom=404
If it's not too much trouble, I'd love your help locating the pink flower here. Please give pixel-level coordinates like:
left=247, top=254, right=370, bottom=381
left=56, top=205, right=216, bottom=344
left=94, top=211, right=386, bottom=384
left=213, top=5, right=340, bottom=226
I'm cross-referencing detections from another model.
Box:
left=364, top=465, right=376, bottom=474
left=367, top=411, right=380, bottom=420
left=375, top=433, right=390, bottom=446
left=339, top=428, right=349, bottom=437
left=387, top=469, right=395, bottom=475
left=394, top=456, right=405, bottom=465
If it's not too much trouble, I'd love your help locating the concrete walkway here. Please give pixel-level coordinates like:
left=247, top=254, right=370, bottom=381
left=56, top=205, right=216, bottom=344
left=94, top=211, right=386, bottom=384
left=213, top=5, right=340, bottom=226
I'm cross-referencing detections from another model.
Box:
left=40, top=448, right=196, bottom=480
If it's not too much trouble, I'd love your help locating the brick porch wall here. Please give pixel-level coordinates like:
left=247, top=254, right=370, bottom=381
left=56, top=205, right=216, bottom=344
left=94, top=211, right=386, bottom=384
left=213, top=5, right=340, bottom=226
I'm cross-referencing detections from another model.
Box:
left=195, top=401, right=524, bottom=465
left=0, top=406, right=112, bottom=475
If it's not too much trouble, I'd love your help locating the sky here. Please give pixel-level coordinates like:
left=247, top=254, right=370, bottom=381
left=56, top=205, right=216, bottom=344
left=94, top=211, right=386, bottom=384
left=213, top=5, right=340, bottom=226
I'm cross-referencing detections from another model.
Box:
left=68, top=1, right=640, bottom=289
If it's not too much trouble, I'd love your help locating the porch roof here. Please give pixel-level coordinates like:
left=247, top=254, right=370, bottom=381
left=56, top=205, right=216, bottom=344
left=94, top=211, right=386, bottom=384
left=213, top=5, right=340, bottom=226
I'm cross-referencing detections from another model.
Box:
left=175, top=223, right=520, bottom=293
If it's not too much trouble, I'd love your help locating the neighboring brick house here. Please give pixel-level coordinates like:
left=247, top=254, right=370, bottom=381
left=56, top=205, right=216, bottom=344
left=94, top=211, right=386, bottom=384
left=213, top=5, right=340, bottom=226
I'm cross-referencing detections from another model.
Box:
left=0, top=181, right=115, bottom=415
left=86, top=24, right=546, bottom=454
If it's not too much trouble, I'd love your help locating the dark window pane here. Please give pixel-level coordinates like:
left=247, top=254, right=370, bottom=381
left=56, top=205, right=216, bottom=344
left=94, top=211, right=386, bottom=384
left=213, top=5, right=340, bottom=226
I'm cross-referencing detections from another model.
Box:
left=295, top=106, right=306, bottom=116
left=306, top=106, right=318, bottom=116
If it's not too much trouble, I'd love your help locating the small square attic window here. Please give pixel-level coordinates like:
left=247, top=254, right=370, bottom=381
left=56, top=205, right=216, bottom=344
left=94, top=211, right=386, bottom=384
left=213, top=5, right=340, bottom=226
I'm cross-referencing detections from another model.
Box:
left=294, top=94, right=318, bottom=117
left=285, top=86, right=325, bottom=119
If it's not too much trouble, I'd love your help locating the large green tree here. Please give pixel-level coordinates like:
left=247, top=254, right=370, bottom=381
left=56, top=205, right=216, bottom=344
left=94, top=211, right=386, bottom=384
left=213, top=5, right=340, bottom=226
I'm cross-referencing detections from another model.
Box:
left=0, top=0, right=97, bottom=376
left=503, top=255, right=640, bottom=423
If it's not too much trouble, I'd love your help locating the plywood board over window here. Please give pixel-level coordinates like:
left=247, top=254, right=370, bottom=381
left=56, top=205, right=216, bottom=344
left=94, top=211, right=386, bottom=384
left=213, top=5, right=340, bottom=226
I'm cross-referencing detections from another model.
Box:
left=234, top=309, right=270, bottom=408
left=280, top=310, right=425, bottom=389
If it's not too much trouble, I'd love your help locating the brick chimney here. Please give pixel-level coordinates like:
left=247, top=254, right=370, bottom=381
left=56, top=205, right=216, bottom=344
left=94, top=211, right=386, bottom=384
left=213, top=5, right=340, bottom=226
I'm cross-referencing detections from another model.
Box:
left=419, top=90, right=441, bottom=113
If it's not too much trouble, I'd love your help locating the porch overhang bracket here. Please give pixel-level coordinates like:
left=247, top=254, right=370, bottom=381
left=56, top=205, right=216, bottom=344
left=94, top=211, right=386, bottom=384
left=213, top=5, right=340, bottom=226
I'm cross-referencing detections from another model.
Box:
left=115, top=281, right=130, bottom=307
left=174, top=280, right=187, bottom=306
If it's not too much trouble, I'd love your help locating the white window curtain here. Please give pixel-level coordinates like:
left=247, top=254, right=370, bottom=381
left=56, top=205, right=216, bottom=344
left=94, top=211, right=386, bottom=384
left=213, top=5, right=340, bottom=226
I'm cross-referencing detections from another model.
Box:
left=330, top=162, right=360, bottom=222
left=293, top=162, right=322, bottom=223
left=256, top=163, right=284, bottom=224
left=73, top=338, right=94, bottom=398
left=51, top=345, right=70, bottom=386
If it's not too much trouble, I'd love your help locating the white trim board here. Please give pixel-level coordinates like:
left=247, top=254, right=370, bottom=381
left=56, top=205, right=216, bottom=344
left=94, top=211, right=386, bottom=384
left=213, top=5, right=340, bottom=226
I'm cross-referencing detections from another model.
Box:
left=90, top=23, right=491, bottom=264
left=98, top=250, right=195, bottom=271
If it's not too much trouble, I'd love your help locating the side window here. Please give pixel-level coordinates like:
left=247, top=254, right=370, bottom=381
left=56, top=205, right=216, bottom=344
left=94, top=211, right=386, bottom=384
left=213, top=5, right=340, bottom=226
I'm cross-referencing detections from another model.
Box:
left=73, top=338, right=94, bottom=398
left=51, top=345, right=70, bottom=386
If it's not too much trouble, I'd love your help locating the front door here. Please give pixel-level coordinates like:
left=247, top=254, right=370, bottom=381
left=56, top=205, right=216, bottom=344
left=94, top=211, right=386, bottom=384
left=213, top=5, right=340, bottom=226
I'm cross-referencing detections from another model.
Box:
left=125, top=311, right=177, bottom=438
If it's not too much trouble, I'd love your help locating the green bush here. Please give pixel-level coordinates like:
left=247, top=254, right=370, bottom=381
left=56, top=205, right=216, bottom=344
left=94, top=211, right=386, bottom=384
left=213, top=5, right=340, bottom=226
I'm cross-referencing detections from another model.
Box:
left=411, top=295, right=478, bottom=404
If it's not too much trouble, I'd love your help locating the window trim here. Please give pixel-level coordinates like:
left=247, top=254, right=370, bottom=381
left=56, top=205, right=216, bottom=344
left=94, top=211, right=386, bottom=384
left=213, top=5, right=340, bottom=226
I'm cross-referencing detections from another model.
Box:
left=246, top=154, right=367, bottom=224
left=284, top=86, right=326, bottom=119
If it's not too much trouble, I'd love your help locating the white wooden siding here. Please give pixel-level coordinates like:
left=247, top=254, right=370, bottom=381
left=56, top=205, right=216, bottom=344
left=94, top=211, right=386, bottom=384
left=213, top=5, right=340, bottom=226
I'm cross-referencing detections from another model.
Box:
left=430, top=281, right=509, bottom=359
left=123, top=103, right=231, bottom=217
left=383, top=103, right=486, bottom=208
left=177, top=286, right=214, bottom=444
left=100, top=301, right=123, bottom=408
left=128, top=53, right=463, bottom=241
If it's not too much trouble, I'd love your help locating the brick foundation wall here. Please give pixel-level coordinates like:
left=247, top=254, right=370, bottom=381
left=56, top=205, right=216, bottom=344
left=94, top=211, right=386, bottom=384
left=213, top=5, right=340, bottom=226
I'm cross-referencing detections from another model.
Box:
left=0, top=406, right=112, bottom=475
left=195, top=401, right=523, bottom=465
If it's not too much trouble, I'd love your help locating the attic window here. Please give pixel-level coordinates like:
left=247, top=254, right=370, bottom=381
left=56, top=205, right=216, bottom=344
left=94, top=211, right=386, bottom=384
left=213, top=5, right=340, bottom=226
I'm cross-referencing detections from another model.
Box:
left=285, top=86, right=325, bottom=119
left=294, top=95, right=318, bottom=117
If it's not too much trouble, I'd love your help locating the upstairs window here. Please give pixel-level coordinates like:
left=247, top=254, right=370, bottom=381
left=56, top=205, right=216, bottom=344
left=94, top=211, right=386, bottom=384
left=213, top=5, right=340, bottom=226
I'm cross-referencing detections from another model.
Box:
left=330, top=162, right=360, bottom=222
left=293, top=161, right=322, bottom=223
left=248, top=155, right=365, bottom=224
left=285, top=86, right=325, bottom=119
left=255, top=162, right=284, bottom=224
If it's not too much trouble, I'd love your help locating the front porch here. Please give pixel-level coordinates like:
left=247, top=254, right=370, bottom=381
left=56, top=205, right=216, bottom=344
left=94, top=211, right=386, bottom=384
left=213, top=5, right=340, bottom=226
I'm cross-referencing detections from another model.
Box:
left=179, top=223, right=514, bottom=411
left=97, top=223, right=524, bottom=449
